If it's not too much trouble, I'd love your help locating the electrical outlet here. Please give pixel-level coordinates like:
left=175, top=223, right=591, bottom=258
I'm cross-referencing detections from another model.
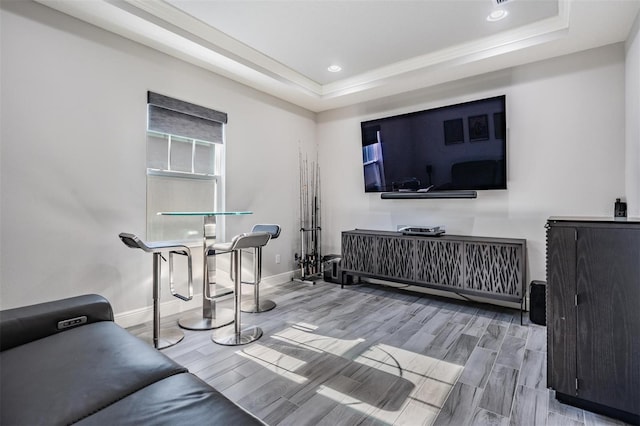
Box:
left=275, top=254, right=281, bottom=264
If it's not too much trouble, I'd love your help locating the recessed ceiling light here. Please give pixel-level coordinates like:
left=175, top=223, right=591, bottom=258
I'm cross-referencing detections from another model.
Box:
left=487, top=9, right=508, bottom=21
left=327, top=65, right=342, bottom=73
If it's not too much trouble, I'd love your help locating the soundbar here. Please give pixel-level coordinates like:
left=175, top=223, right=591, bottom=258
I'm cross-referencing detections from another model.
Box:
left=381, top=190, right=477, bottom=199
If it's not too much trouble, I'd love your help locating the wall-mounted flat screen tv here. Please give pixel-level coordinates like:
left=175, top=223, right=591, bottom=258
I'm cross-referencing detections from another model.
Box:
left=361, top=95, right=506, bottom=193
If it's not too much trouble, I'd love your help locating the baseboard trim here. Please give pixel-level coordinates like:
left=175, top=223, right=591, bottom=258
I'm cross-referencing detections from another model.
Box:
left=114, top=270, right=296, bottom=328
left=114, top=296, right=203, bottom=329
left=260, top=270, right=296, bottom=288
left=555, top=392, right=639, bottom=425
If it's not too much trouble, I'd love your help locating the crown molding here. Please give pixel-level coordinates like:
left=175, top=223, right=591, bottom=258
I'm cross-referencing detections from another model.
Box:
left=321, top=2, right=571, bottom=100
left=123, top=0, right=323, bottom=95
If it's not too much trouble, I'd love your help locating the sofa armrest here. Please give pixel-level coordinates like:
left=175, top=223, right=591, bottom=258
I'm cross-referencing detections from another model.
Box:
left=0, top=294, right=114, bottom=351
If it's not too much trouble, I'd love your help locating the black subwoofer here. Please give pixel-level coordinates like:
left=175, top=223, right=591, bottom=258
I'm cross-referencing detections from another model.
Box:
left=529, top=280, right=546, bottom=326
left=322, top=255, right=342, bottom=284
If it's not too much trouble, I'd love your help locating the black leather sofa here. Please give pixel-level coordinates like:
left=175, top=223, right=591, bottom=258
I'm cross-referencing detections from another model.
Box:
left=0, top=294, right=263, bottom=425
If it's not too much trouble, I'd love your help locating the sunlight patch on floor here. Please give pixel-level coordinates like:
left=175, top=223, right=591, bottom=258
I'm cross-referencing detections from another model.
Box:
left=239, top=323, right=463, bottom=424
left=272, top=324, right=365, bottom=357
left=237, top=343, right=308, bottom=384
left=320, top=343, right=463, bottom=425
left=291, top=322, right=318, bottom=332
left=356, top=344, right=463, bottom=385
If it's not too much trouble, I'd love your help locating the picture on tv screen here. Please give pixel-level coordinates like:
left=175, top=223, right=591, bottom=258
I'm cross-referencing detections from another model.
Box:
left=361, top=95, right=506, bottom=193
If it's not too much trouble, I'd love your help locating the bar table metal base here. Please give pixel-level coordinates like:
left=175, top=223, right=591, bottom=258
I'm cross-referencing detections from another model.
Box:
left=178, top=308, right=234, bottom=330
left=240, top=300, right=276, bottom=313
left=211, top=325, right=263, bottom=346
left=157, top=211, right=253, bottom=332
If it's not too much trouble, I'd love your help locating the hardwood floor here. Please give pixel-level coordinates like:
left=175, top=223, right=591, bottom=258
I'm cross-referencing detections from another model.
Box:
left=128, top=280, right=630, bottom=426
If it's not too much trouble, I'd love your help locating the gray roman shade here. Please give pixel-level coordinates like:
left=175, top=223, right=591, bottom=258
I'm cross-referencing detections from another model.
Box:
left=147, top=92, right=227, bottom=144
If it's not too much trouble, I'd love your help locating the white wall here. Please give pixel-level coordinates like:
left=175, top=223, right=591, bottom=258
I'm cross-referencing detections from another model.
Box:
left=317, top=44, right=627, bottom=289
left=0, top=1, right=315, bottom=314
left=626, top=13, right=640, bottom=217
left=1, top=1, right=636, bottom=318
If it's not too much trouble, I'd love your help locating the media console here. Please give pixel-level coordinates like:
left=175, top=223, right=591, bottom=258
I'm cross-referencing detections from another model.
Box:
left=341, top=229, right=526, bottom=317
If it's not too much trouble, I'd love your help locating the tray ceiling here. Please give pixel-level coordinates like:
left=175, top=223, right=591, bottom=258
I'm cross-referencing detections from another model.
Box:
left=35, top=0, right=640, bottom=112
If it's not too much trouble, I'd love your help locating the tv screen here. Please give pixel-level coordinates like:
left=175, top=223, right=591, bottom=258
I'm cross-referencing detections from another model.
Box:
left=361, top=95, right=506, bottom=193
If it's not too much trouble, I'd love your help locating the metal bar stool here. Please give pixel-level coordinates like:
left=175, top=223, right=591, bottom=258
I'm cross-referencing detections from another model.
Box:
left=211, top=232, right=271, bottom=346
left=118, top=233, right=193, bottom=349
left=240, top=224, right=281, bottom=313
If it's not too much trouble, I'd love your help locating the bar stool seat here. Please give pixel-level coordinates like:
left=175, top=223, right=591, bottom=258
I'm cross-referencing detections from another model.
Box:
left=118, top=233, right=193, bottom=349
left=211, top=232, right=271, bottom=346
left=241, top=224, right=281, bottom=313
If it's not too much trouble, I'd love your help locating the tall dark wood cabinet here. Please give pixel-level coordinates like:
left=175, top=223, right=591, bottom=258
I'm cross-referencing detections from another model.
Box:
left=546, top=217, right=640, bottom=424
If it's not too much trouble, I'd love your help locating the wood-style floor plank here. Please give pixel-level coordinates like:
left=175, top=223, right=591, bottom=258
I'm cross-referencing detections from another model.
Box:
left=457, top=346, right=498, bottom=389
left=433, top=381, right=484, bottom=426
left=495, top=334, right=526, bottom=370
left=518, top=349, right=547, bottom=390
left=509, top=384, right=549, bottom=426
left=128, top=280, right=630, bottom=425
left=478, top=364, right=519, bottom=417
left=470, top=407, right=509, bottom=426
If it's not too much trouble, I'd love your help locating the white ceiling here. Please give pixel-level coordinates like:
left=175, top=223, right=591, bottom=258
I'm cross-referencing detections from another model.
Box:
left=165, top=0, right=560, bottom=85
left=36, top=0, right=640, bottom=112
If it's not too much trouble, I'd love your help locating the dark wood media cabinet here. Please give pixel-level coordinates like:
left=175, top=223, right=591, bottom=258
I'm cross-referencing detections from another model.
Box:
left=341, top=229, right=527, bottom=314
left=546, top=217, right=640, bottom=424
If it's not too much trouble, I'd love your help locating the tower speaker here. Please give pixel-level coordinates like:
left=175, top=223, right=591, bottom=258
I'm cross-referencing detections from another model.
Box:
left=529, top=280, right=546, bottom=326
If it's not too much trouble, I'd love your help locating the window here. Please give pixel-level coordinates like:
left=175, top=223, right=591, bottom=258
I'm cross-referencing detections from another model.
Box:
left=362, top=141, right=381, bottom=165
left=361, top=129, right=386, bottom=191
left=146, top=92, right=227, bottom=241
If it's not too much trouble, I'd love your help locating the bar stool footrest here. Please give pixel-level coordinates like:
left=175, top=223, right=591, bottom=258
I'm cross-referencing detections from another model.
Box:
left=208, top=288, right=234, bottom=299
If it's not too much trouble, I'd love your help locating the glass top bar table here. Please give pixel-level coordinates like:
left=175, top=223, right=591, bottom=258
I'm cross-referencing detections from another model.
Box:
left=157, top=211, right=252, bottom=330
